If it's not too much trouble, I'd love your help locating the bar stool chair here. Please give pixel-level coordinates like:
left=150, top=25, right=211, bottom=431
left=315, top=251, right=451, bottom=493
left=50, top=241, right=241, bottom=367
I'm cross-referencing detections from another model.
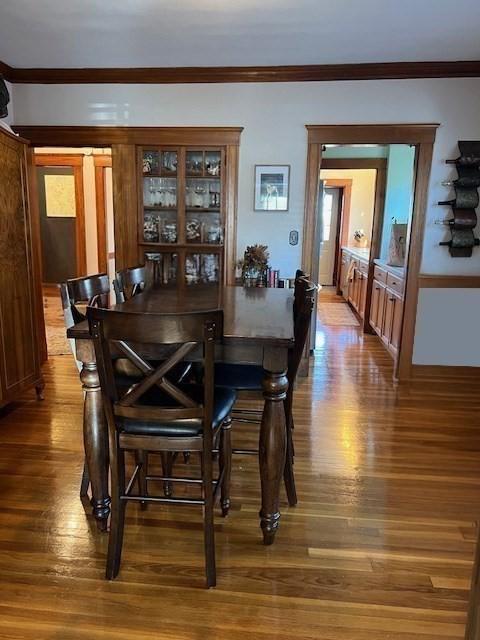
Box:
left=113, top=265, right=146, bottom=304
left=60, top=273, right=111, bottom=499
left=214, top=272, right=315, bottom=510
left=88, top=306, right=236, bottom=588
left=113, top=263, right=192, bottom=492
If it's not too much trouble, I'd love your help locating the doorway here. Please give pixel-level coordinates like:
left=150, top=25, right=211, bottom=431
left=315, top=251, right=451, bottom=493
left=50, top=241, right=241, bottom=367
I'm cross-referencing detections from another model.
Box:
left=302, top=126, right=436, bottom=381
left=318, top=186, right=343, bottom=286
left=34, top=148, right=114, bottom=357
left=35, top=155, right=86, bottom=282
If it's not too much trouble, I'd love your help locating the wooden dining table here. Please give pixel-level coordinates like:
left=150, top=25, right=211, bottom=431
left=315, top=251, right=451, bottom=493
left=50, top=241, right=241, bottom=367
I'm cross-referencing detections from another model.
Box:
left=67, top=284, right=295, bottom=545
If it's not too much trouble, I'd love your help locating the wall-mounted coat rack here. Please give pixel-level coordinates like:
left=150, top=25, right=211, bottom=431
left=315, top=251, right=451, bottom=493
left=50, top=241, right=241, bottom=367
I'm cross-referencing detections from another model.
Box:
left=437, top=141, right=480, bottom=257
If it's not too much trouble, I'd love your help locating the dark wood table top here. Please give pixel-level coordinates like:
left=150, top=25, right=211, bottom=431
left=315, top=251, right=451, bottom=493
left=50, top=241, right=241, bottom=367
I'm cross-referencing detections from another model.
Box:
left=67, top=285, right=294, bottom=347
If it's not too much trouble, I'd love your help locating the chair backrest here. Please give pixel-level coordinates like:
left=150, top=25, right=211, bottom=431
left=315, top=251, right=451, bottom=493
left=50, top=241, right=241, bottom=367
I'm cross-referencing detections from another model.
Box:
left=288, top=278, right=316, bottom=385
left=293, top=269, right=308, bottom=322
left=87, top=307, right=223, bottom=441
left=113, top=265, right=146, bottom=304
left=60, top=273, right=110, bottom=326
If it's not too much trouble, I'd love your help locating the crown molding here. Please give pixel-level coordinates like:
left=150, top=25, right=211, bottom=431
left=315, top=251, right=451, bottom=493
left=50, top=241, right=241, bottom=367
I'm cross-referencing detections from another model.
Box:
left=1, top=60, right=480, bottom=84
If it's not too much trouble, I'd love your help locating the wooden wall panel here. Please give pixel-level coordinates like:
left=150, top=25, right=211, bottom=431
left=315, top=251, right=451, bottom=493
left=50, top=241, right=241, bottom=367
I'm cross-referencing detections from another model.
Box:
left=111, top=144, right=138, bottom=271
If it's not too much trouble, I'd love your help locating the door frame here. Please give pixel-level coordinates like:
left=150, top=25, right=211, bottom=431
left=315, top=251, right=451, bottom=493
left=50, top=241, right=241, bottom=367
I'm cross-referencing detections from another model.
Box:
left=93, top=154, right=112, bottom=273
left=320, top=180, right=351, bottom=287
left=302, top=124, right=437, bottom=382
left=34, top=154, right=87, bottom=278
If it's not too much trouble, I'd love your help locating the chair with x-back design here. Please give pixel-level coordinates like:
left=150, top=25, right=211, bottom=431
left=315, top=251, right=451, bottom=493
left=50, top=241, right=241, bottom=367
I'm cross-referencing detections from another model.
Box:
left=88, top=306, right=236, bottom=587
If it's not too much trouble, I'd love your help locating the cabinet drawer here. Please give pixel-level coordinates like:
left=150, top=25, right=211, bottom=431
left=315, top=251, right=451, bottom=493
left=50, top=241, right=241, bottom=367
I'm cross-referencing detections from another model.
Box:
left=373, top=265, right=387, bottom=284
left=386, top=272, right=404, bottom=296
left=358, top=260, right=368, bottom=275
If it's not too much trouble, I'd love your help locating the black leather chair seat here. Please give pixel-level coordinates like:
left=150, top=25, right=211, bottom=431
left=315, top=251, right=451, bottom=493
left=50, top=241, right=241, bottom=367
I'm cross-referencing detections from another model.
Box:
left=214, top=363, right=263, bottom=391
left=117, top=384, right=237, bottom=437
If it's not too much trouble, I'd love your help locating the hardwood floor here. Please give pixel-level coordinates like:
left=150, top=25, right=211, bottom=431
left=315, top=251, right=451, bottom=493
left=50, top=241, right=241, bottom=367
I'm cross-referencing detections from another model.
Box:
left=0, top=322, right=478, bottom=638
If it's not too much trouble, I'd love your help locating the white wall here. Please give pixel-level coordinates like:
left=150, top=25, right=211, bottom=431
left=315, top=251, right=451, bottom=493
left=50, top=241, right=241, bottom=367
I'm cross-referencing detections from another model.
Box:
left=380, top=145, right=416, bottom=261
left=12, top=78, right=480, bottom=365
left=4, top=81, right=14, bottom=125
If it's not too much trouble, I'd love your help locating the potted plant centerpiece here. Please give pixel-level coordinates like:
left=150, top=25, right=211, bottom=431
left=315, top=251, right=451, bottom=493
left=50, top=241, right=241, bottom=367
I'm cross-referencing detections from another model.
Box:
left=237, top=244, right=270, bottom=287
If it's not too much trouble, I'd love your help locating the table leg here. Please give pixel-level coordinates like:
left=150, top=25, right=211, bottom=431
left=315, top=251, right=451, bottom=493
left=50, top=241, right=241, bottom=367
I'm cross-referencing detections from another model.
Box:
left=259, top=355, right=288, bottom=545
left=79, top=360, right=110, bottom=531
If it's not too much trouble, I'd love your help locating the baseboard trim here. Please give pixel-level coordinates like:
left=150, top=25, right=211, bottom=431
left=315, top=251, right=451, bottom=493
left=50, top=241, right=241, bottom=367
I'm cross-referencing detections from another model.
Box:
left=411, top=364, right=480, bottom=381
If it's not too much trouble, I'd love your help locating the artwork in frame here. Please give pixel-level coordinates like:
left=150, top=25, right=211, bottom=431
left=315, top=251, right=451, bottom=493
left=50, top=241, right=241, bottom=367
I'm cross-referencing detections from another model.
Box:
left=254, top=165, right=290, bottom=211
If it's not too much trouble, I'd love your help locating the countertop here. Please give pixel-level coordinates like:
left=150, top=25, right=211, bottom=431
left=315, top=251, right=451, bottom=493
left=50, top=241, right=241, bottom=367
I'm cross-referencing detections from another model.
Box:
left=341, top=246, right=370, bottom=261
left=341, top=246, right=406, bottom=278
left=373, top=259, right=405, bottom=278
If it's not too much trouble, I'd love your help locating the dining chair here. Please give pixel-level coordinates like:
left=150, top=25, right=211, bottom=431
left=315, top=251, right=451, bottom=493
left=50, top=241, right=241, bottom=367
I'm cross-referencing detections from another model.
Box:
left=214, top=271, right=315, bottom=509
left=60, top=273, right=111, bottom=498
left=87, top=306, right=236, bottom=588
left=113, top=263, right=192, bottom=490
left=113, top=265, right=146, bottom=304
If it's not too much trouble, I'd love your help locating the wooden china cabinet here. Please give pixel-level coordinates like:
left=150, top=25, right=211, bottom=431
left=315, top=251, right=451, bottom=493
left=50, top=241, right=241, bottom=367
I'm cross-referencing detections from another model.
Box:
left=131, top=129, right=242, bottom=287
left=0, top=126, right=45, bottom=406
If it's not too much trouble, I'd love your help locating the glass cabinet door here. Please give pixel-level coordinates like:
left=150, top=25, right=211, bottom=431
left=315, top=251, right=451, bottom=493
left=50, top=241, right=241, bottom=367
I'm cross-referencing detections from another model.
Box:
left=142, top=149, right=178, bottom=244
left=185, top=149, right=222, bottom=246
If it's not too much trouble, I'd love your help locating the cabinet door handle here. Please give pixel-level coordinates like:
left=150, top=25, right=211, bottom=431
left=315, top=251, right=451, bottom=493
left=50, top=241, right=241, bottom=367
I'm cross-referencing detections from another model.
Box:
left=391, top=281, right=397, bottom=286
left=375, top=287, right=380, bottom=291
left=389, top=297, right=396, bottom=302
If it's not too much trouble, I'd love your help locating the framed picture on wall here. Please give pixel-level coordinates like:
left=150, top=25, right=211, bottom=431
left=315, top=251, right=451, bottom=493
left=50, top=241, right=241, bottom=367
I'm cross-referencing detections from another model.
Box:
left=254, top=165, right=290, bottom=211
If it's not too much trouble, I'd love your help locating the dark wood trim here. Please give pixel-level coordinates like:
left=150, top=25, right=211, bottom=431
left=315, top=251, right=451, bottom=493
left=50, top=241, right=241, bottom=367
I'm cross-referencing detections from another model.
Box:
left=3, top=60, right=480, bottom=84
left=307, top=124, right=438, bottom=144
left=34, top=153, right=87, bottom=277
left=14, top=126, right=243, bottom=147
left=418, top=274, right=480, bottom=288
left=302, top=124, right=437, bottom=382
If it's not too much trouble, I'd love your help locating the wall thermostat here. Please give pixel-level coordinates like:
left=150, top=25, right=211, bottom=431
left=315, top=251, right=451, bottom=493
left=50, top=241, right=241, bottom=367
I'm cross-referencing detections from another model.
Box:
left=289, top=230, right=299, bottom=245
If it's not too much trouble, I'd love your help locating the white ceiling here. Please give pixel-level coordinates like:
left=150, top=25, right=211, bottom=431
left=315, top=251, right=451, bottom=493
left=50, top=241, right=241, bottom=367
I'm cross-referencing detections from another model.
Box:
left=1, top=0, right=479, bottom=68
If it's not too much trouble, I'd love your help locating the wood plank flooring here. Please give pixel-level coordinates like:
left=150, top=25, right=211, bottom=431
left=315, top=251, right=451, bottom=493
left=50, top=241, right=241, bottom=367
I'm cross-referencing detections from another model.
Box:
left=0, top=317, right=479, bottom=638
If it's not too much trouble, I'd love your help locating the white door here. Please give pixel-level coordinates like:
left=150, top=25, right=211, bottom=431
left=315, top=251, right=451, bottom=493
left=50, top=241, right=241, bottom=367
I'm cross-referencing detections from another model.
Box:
left=318, top=187, right=341, bottom=286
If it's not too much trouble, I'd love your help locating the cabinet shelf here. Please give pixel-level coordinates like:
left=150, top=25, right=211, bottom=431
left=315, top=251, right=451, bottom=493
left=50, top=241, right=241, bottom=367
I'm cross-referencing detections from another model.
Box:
left=139, top=242, right=223, bottom=250
left=143, top=172, right=177, bottom=178
left=186, top=174, right=221, bottom=180
left=144, top=206, right=178, bottom=212
left=186, top=207, right=221, bottom=213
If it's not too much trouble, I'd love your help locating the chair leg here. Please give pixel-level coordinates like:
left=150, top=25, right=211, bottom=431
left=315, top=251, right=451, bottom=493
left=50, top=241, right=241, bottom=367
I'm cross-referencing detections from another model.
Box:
left=219, top=418, right=232, bottom=517
left=160, top=452, right=174, bottom=497
left=283, top=420, right=297, bottom=507
left=106, top=447, right=126, bottom=580
left=79, top=459, right=90, bottom=498
left=201, top=451, right=216, bottom=588
left=135, top=450, right=148, bottom=511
